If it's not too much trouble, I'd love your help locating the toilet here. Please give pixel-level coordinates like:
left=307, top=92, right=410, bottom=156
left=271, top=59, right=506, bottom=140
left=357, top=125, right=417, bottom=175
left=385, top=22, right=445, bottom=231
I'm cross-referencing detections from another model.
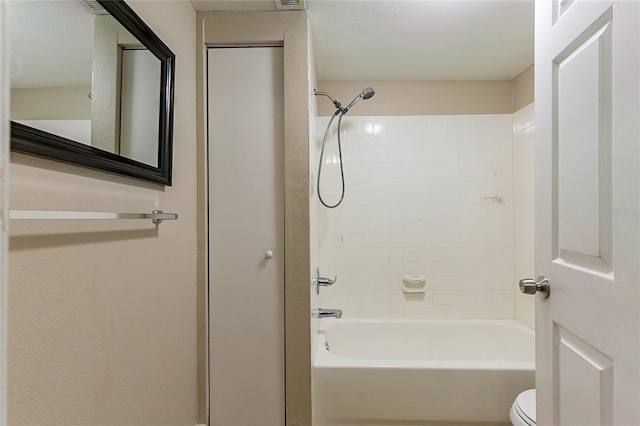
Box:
left=510, top=389, right=536, bottom=425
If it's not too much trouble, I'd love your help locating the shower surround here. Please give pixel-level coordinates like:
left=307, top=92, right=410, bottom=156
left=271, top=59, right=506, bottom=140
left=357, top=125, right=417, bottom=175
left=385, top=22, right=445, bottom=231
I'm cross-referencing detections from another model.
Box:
left=316, top=113, right=520, bottom=320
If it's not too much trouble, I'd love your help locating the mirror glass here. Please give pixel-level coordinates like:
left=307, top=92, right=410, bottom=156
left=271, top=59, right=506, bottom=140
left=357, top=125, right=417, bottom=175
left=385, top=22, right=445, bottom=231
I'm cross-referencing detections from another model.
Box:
left=10, top=0, right=165, bottom=170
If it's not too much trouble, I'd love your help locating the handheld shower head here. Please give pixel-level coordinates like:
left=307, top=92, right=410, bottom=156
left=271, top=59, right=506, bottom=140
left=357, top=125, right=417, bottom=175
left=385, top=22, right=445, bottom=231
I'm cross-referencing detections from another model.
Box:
left=344, top=87, right=375, bottom=113
left=314, top=86, right=376, bottom=208
left=361, top=87, right=375, bottom=100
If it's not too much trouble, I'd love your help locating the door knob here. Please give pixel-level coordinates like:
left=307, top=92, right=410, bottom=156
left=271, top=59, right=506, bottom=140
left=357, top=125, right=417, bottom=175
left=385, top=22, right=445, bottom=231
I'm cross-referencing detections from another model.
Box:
left=519, top=276, right=550, bottom=299
left=265, top=250, right=274, bottom=259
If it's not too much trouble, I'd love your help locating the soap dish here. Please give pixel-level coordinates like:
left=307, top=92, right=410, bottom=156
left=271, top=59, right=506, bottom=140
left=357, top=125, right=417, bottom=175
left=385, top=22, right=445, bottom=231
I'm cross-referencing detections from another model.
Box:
left=402, top=275, right=426, bottom=293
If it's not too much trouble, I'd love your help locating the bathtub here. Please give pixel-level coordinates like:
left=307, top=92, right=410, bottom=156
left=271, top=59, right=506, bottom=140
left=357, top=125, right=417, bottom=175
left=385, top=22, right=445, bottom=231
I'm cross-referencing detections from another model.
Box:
left=313, top=319, right=535, bottom=425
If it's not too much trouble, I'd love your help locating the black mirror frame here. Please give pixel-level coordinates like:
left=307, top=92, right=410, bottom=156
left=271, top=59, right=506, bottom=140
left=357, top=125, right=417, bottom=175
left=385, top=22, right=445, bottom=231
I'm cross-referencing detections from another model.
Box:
left=10, top=0, right=175, bottom=185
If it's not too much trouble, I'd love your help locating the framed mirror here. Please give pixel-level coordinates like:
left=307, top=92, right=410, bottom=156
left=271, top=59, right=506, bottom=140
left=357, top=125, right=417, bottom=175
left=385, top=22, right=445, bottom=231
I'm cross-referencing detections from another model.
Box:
left=10, top=0, right=175, bottom=185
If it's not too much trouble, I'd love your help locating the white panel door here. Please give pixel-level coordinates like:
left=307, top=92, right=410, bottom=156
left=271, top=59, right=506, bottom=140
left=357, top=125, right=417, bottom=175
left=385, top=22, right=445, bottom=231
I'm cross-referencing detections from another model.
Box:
left=208, top=47, right=285, bottom=426
left=535, top=0, right=639, bottom=424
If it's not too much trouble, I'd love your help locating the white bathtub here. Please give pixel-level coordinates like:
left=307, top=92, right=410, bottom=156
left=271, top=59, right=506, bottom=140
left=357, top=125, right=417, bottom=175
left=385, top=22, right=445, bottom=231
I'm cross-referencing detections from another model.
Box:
left=313, top=319, right=535, bottom=425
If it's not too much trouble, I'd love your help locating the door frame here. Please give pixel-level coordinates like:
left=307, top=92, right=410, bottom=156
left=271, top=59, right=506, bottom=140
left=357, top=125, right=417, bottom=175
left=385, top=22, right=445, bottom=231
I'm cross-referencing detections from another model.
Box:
left=195, top=10, right=312, bottom=426
left=0, top=1, right=9, bottom=424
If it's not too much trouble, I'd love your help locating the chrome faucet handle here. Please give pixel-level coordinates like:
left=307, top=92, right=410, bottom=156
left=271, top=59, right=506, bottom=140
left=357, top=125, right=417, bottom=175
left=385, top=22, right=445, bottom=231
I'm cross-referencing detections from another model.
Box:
left=318, top=275, right=337, bottom=287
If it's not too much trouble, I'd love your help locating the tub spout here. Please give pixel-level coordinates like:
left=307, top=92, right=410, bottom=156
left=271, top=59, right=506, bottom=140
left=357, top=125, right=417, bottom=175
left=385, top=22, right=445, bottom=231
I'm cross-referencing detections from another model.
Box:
left=318, top=308, right=343, bottom=319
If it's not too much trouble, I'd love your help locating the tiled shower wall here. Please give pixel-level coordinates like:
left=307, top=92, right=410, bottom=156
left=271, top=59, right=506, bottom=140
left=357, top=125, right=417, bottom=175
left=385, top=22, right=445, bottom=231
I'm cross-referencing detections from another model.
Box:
left=513, top=104, right=535, bottom=328
left=316, top=114, right=518, bottom=319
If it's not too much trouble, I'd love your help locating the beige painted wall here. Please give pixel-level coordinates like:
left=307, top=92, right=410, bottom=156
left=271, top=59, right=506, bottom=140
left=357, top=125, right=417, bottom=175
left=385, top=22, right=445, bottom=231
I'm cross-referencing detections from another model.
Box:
left=512, top=65, right=535, bottom=112
left=197, top=10, right=311, bottom=425
left=92, top=15, right=123, bottom=153
left=11, top=86, right=91, bottom=120
left=316, top=80, right=514, bottom=116
left=317, top=66, right=534, bottom=116
left=7, top=1, right=198, bottom=424
left=91, top=15, right=141, bottom=153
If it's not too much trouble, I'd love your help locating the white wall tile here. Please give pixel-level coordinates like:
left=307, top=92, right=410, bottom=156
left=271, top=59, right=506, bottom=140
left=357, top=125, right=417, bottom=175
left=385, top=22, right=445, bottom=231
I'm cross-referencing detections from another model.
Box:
left=513, top=103, right=536, bottom=329
left=316, top=114, right=521, bottom=320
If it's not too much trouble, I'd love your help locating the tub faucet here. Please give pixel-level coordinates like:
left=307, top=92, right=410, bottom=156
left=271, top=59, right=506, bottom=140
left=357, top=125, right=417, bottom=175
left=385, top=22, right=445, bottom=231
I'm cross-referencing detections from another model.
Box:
left=318, top=308, right=342, bottom=319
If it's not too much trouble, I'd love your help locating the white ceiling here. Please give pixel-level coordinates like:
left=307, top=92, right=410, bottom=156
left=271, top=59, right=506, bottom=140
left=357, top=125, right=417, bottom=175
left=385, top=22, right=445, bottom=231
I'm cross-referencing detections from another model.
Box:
left=11, top=0, right=534, bottom=87
left=10, top=0, right=95, bottom=88
left=191, top=0, right=534, bottom=81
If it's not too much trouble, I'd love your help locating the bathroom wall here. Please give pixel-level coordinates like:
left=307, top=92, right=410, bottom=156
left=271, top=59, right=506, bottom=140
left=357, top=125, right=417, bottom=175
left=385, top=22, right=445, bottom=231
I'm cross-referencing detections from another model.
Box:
left=11, top=87, right=93, bottom=148
left=314, top=69, right=536, bottom=323
left=512, top=66, right=535, bottom=328
left=317, top=80, right=513, bottom=117
left=512, top=65, right=534, bottom=112
left=513, top=103, right=535, bottom=328
left=11, top=86, right=91, bottom=120
left=316, top=114, right=516, bottom=319
left=7, top=1, right=198, bottom=424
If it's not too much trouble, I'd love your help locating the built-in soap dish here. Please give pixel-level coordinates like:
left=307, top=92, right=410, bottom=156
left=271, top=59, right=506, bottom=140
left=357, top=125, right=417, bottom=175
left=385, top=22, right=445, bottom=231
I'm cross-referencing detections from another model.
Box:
left=402, top=275, right=426, bottom=293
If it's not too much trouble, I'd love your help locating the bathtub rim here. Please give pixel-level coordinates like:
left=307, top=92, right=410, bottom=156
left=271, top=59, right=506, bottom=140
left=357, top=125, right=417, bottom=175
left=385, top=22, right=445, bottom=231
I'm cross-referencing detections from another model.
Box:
left=316, top=318, right=535, bottom=371
left=318, top=317, right=536, bottom=333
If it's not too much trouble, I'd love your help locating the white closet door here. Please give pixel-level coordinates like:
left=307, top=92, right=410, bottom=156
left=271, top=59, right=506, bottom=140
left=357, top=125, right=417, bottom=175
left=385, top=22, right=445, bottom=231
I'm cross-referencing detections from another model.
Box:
left=208, top=47, right=285, bottom=426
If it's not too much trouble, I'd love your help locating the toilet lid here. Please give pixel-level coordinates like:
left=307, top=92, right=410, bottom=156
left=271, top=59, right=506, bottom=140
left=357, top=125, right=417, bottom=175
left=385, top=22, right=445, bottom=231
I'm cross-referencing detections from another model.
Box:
left=515, top=389, right=536, bottom=424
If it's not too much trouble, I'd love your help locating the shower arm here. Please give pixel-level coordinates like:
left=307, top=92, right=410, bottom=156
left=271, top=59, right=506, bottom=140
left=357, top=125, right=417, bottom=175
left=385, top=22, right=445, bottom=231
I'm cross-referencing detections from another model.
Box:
left=314, top=90, right=346, bottom=115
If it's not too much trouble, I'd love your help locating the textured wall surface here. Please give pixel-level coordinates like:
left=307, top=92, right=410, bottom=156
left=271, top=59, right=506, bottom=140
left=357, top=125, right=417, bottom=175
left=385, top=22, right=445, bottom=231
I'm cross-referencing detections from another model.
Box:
left=8, top=1, right=198, bottom=424
left=309, top=28, right=320, bottom=364
left=316, top=114, right=517, bottom=319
